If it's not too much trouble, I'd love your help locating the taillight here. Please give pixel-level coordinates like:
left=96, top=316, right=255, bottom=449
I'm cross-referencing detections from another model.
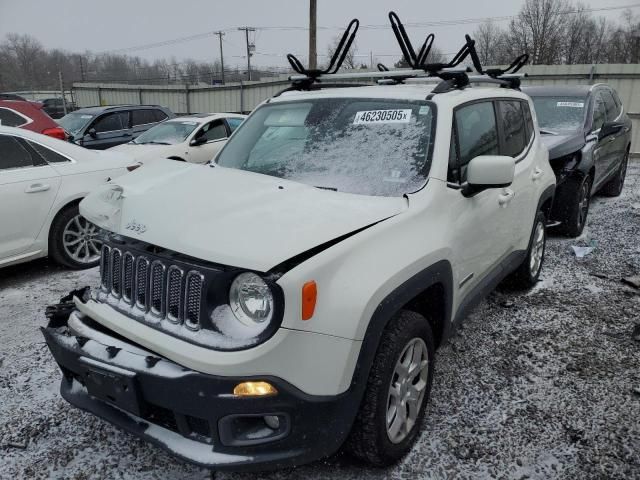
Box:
left=41, top=127, right=67, bottom=140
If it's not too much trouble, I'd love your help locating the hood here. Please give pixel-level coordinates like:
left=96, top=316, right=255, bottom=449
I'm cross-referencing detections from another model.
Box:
left=539, top=131, right=585, bottom=160
left=81, top=161, right=407, bottom=272
left=110, top=143, right=180, bottom=162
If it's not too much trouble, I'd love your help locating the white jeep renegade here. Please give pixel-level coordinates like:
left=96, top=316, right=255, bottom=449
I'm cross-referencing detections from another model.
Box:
left=43, top=22, right=555, bottom=471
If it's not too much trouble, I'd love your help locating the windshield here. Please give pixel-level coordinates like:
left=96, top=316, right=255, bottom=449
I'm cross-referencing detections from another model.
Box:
left=216, top=98, right=435, bottom=197
left=133, top=120, right=199, bottom=145
left=58, top=112, right=94, bottom=134
left=530, top=96, right=587, bottom=133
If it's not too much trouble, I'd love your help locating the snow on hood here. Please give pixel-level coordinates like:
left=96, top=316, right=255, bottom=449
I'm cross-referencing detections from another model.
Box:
left=109, top=143, right=177, bottom=162
left=539, top=132, right=585, bottom=160
left=81, top=160, right=407, bottom=271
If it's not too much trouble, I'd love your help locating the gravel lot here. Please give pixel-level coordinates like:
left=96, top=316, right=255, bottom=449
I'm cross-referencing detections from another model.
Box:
left=1, top=162, right=639, bottom=480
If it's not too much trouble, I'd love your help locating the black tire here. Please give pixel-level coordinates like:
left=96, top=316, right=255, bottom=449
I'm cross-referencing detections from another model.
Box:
left=557, top=174, right=592, bottom=237
left=601, top=148, right=629, bottom=197
left=345, top=310, right=435, bottom=467
left=49, top=204, right=102, bottom=270
left=505, top=211, right=546, bottom=290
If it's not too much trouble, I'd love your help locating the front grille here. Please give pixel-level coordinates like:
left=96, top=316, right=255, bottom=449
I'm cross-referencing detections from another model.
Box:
left=111, top=249, right=122, bottom=297
left=166, top=266, right=184, bottom=323
left=185, top=272, right=204, bottom=330
left=122, top=253, right=134, bottom=302
left=99, top=246, right=203, bottom=330
left=135, top=257, right=149, bottom=309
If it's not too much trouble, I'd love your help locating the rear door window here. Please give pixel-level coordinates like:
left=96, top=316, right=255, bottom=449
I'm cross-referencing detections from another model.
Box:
left=0, top=108, right=29, bottom=127
left=523, top=101, right=535, bottom=140
left=152, top=109, right=169, bottom=122
left=28, top=141, right=70, bottom=163
left=131, top=109, right=157, bottom=126
left=92, top=112, right=128, bottom=133
left=497, top=100, right=527, bottom=158
left=0, top=135, right=35, bottom=170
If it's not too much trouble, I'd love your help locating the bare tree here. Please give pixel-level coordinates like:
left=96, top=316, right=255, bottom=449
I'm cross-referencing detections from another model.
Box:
left=504, top=0, right=571, bottom=64
left=474, top=20, right=509, bottom=65
left=326, top=35, right=357, bottom=69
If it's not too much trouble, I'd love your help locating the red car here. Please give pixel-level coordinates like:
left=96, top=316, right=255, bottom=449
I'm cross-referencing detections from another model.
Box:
left=0, top=100, right=67, bottom=140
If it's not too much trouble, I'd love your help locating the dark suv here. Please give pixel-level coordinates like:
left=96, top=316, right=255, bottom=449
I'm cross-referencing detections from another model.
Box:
left=58, top=105, right=175, bottom=150
left=41, top=97, right=76, bottom=119
left=523, top=85, right=632, bottom=236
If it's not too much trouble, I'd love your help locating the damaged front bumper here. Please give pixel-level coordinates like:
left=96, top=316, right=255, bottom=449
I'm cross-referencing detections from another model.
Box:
left=42, top=291, right=360, bottom=471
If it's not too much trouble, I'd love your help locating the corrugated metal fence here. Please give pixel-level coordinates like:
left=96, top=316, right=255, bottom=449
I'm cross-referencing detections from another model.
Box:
left=73, top=63, right=640, bottom=153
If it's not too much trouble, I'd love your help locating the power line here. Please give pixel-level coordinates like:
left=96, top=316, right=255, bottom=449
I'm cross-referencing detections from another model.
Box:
left=91, top=3, right=640, bottom=55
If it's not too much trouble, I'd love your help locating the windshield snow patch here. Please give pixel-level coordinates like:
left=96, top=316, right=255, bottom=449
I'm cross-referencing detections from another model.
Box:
left=217, top=98, right=434, bottom=197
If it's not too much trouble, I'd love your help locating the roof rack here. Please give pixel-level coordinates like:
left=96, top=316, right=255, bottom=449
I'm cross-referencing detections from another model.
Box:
left=281, top=11, right=529, bottom=96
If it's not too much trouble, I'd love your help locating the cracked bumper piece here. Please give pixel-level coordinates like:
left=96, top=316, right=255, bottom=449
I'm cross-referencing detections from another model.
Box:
left=42, top=310, right=361, bottom=471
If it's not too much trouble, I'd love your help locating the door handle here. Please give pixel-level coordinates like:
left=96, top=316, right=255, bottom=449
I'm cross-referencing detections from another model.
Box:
left=531, top=167, right=543, bottom=181
left=498, top=188, right=515, bottom=207
left=25, top=183, right=50, bottom=193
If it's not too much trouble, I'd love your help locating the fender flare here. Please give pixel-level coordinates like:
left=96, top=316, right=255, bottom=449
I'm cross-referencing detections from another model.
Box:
left=348, top=260, right=453, bottom=394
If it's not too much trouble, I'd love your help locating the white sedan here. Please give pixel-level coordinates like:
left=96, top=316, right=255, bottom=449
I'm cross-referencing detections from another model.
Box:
left=0, top=126, right=132, bottom=270
left=109, top=113, right=246, bottom=164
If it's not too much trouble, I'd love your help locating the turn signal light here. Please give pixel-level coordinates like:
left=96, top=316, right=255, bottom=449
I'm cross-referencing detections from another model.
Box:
left=301, top=281, right=317, bottom=320
left=233, top=381, right=278, bottom=397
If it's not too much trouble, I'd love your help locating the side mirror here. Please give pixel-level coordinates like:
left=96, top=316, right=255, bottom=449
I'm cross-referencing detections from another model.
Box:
left=598, top=121, right=623, bottom=140
left=190, top=136, right=208, bottom=147
left=463, top=155, right=515, bottom=197
left=88, top=128, right=97, bottom=138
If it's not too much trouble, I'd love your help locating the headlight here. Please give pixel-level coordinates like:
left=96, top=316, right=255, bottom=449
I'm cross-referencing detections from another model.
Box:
left=229, top=272, right=274, bottom=327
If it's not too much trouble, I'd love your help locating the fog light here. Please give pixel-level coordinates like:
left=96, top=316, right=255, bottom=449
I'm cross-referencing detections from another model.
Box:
left=233, top=381, right=277, bottom=397
left=264, top=415, right=280, bottom=429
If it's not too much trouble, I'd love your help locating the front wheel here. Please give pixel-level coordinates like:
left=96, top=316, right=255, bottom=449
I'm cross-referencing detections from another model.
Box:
left=601, top=149, right=629, bottom=197
left=557, top=175, right=592, bottom=237
left=345, top=310, right=434, bottom=466
left=505, top=211, right=546, bottom=290
left=49, top=204, right=102, bottom=269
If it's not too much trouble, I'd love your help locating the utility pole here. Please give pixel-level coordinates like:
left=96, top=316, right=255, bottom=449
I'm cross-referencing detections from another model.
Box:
left=79, top=56, right=86, bottom=82
left=238, top=26, right=255, bottom=81
left=58, top=71, right=67, bottom=115
left=215, top=31, right=225, bottom=85
left=309, top=0, right=317, bottom=69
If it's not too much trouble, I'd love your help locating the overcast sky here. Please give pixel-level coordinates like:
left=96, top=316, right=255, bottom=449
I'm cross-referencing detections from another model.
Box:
left=0, top=0, right=634, bottom=69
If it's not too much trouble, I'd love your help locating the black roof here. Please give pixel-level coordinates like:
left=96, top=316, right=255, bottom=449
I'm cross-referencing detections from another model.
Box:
left=522, top=85, right=594, bottom=97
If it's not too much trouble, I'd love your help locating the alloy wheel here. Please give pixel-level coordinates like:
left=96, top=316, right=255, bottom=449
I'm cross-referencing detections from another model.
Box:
left=577, top=179, right=591, bottom=230
left=529, top=220, right=545, bottom=277
left=62, top=215, right=102, bottom=264
left=386, top=338, right=429, bottom=444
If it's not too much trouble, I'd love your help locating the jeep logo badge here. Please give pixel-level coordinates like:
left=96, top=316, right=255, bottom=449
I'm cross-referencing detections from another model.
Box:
left=125, top=220, right=147, bottom=234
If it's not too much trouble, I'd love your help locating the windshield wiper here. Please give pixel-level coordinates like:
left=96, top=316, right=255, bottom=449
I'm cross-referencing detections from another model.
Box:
left=315, top=186, right=338, bottom=191
left=539, top=128, right=558, bottom=135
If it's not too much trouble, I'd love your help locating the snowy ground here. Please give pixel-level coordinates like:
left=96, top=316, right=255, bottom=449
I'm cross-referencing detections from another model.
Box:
left=1, top=163, right=639, bottom=480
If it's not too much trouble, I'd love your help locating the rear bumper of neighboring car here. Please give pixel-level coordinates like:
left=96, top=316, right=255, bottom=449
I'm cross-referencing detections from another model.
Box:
left=42, top=309, right=362, bottom=471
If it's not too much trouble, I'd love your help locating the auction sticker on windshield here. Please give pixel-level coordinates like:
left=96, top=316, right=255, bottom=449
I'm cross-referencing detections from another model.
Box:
left=557, top=102, right=584, bottom=108
left=354, top=109, right=412, bottom=124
